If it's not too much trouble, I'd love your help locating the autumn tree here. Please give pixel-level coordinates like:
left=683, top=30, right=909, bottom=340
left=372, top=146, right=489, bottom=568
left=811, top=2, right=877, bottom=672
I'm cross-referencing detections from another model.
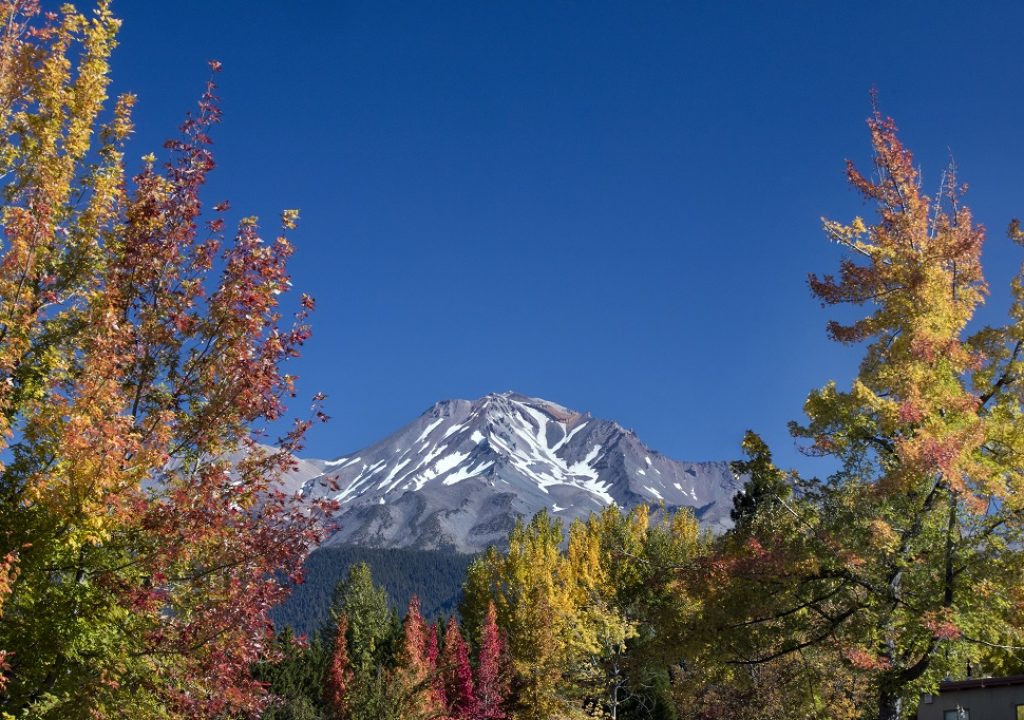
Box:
left=0, top=552, right=13, bottom=693
left=705, top=108, right=1024, bottom=720
left=0, top=2, right=331, bottom=717
left=428, top=620, right=446, bottom=710
left=394, top=595, right=444, bottom=719
left=567, top=505, right=705, bottom=719
left=462, top=511, right=582, bottom=719
left=672, top=651, right=869, bottom=720
left=440, top=617, right=476, bottom=719
left=475, top=602, right=510, bottom=720
left=325, top=615, right=354, bottom=719
left=462, top=506, right=704, bottom=720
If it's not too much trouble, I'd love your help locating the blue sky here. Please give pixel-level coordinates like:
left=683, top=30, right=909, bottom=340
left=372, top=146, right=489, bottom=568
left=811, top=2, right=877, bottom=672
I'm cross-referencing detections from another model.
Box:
left=109, top=1, right=1024, bottom=473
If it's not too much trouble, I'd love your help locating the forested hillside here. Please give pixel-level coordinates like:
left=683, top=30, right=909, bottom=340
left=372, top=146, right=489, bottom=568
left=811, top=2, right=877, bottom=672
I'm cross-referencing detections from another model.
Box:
left=274, top=546, right=476, bottom=635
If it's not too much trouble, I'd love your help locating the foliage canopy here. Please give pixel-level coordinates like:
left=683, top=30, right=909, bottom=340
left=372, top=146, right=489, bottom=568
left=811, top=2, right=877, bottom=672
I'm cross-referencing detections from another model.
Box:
left=0, top=2, right=330, bottom=717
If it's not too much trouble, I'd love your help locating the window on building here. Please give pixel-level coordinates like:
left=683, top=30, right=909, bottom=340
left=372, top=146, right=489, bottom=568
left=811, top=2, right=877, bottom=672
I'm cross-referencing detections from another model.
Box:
left=1016, top=704, right=1024, bottom=720
left=943, top=709, right=969, bottom=720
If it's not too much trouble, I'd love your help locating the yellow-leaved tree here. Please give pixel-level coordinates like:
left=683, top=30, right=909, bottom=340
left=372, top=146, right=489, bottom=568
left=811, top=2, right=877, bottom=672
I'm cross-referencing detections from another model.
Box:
left=0, top=3, right=330, bottom=717
left=699, top=108, right=1024, bottom=720
left=462, top=506, right=705, bottom=719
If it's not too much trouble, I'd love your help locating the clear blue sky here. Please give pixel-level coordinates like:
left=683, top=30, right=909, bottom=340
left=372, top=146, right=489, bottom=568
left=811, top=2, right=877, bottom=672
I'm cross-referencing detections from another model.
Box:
left=108, top=1, right=1024, bottom=473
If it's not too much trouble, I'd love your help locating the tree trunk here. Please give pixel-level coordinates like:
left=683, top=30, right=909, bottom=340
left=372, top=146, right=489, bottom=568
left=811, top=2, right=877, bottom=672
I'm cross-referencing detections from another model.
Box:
left=878, top=689, right=902, bottom=720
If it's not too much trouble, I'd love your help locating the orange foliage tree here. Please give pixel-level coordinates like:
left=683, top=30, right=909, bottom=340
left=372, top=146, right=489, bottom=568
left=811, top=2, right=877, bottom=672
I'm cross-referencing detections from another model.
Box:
left=0, top=2, right=330, bottom=717
left=702, top=107, right=1024, bottom=720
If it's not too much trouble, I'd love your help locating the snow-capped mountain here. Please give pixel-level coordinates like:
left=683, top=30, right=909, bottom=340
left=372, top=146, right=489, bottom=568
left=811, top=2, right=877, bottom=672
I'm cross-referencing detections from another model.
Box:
left=294, top=392, right=742, bottom=553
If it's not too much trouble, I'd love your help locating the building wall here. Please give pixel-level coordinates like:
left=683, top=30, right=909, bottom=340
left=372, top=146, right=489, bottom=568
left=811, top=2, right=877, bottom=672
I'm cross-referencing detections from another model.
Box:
left=918, top=685, right=1024, bottom=719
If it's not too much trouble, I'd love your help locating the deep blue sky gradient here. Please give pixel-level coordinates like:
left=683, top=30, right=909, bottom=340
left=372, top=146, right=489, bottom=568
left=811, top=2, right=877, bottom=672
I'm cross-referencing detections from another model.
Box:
left=108, top=1, right=1024, bottom=473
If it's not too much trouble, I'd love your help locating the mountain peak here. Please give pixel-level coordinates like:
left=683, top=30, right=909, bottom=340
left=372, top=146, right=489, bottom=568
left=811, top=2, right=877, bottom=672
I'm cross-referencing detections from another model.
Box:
left=298, top=393, right=741, bottom=552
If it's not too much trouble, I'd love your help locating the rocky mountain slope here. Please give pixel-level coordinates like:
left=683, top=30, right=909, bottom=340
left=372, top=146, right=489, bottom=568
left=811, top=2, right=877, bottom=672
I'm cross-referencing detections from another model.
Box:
left=290, top=392, right=742, bottom=553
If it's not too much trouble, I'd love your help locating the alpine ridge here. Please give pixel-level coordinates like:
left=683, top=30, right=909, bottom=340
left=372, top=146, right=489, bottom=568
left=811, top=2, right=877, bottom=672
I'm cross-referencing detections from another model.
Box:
left=293, top=392, right=742, bottom=552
